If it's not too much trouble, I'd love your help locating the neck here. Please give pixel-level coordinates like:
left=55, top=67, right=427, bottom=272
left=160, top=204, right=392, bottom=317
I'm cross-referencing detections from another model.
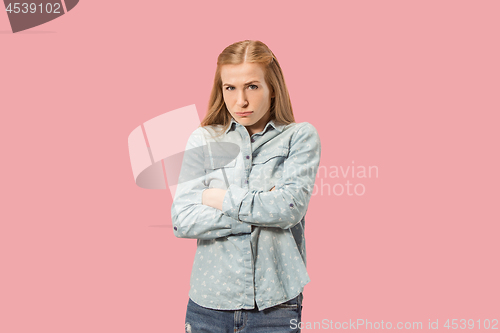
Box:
left=246, top=115, right=272, bottom=136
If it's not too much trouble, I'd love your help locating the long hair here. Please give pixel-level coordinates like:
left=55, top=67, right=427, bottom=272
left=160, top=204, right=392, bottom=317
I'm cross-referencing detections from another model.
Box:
left=200, top=40, right=295, bottom=136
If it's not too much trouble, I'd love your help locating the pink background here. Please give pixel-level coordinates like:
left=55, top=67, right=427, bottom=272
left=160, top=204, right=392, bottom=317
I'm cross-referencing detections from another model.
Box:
left=1, top=1, right=499, bottom=332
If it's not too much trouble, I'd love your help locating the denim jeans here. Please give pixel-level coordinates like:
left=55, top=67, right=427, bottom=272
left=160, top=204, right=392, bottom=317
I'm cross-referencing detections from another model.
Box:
left=185, top=293, right=303, bottom=333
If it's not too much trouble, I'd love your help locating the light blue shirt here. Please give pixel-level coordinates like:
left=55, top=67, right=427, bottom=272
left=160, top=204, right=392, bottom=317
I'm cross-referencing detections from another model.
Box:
left=171, top=117, right=321, bottom=310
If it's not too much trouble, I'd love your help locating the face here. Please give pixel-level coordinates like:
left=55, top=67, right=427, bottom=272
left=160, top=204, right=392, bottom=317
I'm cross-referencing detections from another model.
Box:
left=220, top=62, right=274, bottom=136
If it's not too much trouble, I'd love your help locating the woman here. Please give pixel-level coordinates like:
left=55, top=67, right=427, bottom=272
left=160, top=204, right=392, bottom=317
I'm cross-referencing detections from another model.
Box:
left=171, top=40, right=321, bottom=333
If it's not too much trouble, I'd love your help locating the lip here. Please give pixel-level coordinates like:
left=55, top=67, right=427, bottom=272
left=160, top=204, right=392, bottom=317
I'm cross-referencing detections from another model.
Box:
left=235, top=111, right=253, bottom=116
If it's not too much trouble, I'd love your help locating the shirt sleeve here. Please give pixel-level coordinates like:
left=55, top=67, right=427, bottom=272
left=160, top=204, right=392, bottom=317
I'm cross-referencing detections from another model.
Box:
left=222, top=122, right=321, bottom=229
left=171, top=127, right=252, bottom=239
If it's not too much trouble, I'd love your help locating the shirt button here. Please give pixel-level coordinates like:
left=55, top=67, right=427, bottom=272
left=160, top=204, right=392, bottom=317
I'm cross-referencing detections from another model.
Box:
left=245, top=180, right=248, bottom=184
left=251, top=138, right=255, bottom=143
left=289, top=204, right=294, bottom=208
left=246, top=155, right=250, bottom=159
left=174, top=226, right=177, bottom=231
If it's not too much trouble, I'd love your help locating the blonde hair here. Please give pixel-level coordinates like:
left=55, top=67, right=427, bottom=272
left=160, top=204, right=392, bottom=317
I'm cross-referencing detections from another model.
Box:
left=200, top=40, right=295, bottom=136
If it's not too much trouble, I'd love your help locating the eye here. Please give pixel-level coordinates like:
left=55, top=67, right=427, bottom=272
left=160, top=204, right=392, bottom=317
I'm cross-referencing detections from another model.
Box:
left=225, top=86, right=235, bottom=91
left=248, top=85, right=258, bottom=90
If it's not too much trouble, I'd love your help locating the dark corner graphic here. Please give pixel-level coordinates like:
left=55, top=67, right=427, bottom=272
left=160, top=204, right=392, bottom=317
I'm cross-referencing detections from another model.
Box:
left=3, top=0, right=78, bottom=33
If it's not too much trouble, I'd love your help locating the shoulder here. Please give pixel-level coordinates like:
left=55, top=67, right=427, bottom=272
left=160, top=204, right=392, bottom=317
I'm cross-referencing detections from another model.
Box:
left=198, top=124, right=226, bottom=140
left=185, top=125, right=227, bottom=150
left=287, top=122, right=321, bottom=153
left=297, top=122, right=318, bottom=133
left=286, top=122, right=320, bottom=139
left=188, top=124, right=223, bottom=139
left=186, top=126, right=204, bottom=140
left=184, top=126, right=210, bottom=149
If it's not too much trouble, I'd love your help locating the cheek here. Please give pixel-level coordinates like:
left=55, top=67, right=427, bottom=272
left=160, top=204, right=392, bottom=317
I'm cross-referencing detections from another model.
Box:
left=260, top=95, right=271, bottom=108
left=254, top=92, right=268, bottom=105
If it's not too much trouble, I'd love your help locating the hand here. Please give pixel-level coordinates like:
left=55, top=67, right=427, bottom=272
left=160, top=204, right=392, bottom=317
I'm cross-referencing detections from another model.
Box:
left=270, top=186, right=276, bottom=191
left=202, top=188, right=227, bottom=211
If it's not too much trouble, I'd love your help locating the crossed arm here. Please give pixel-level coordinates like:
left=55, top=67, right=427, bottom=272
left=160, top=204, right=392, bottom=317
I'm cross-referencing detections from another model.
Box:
left=202, top=186, right=275, bottom=211
left=172, top=123, right=320, bottom=239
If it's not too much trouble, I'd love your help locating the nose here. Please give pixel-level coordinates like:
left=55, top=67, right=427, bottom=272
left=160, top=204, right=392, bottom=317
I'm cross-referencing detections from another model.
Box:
left=236, top=90, right=248, bottom=109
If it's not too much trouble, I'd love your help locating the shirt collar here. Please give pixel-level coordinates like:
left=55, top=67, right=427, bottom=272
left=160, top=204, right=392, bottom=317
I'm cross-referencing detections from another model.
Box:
left=225, top=117, right=285, bottom=134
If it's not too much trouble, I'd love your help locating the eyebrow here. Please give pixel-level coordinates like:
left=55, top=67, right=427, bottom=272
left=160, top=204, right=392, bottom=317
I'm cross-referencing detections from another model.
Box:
left=222, top=80, right=260, bottom=87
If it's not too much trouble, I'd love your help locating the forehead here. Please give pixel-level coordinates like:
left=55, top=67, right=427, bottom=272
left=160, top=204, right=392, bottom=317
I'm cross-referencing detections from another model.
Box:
left=220, top=62, right=266, bottom=85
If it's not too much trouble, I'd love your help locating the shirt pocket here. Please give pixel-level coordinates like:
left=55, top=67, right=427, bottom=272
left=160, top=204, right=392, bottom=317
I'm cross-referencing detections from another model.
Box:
left=204, top=143, right=238, bottom=189
left=250, top=145, right=289, bottom=190
left=203, top=141, right=240, bottom=169
left=204, top=155, right=237, bottom=170
left=252, top=145, right=289, bottom=165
